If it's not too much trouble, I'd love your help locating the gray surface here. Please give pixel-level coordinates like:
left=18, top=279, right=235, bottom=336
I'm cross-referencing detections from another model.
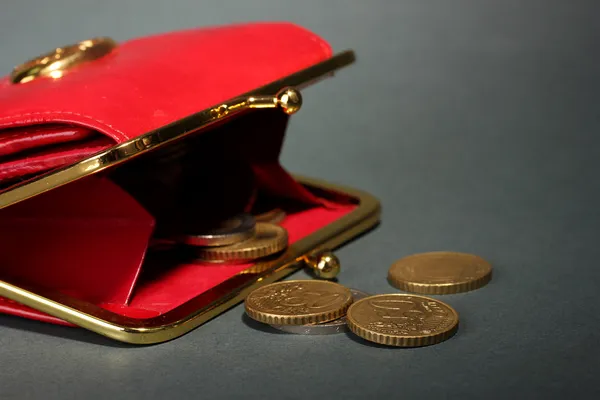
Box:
left=1, top=0, right=599, bottom=398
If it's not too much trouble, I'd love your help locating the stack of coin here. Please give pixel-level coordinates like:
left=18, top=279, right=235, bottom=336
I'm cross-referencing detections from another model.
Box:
left=245, top=280, right=354, bottom=326
left=244, top=251, right=493, bottom=347
left=181, top=213, right=289, bottom=263
left=271, top=288, right=370, bottom=335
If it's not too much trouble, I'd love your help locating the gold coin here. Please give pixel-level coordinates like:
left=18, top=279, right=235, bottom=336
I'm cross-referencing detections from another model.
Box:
left=346, top=294, right=459, bottom=347
left=194, top=222, right=287, bottom=262
left=254, top=208, right=286, bottom=224
left=388, top=251, right=492, bottom=294
left=245, top=280, right=353, bottom=325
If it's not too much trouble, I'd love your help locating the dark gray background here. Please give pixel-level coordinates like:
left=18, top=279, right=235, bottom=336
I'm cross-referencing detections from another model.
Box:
left=1, top=0, right=599, bottom=398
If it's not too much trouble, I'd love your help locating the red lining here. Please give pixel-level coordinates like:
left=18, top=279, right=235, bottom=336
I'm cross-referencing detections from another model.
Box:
left=0, top=177, right=155, bottom=306
left=0, top=190, right=356, bottom=323
left=129, top=205, right=355, bottom=314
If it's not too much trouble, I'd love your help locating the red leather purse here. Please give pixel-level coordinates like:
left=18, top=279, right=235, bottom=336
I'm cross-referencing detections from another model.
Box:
left=0, top=22, right=380, bottom=343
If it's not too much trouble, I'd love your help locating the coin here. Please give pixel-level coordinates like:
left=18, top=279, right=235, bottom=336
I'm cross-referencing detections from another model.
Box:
left=271, top=288, right=370, bottom=334
left=245, top=280, right=353, bottom=325
left=388, top=251, right=492, bottom=294
left=346, top=294, right=459, bottom=347
left=254, top=208, right=286, bottom=224
left=194, top=222, right=288, bottom=262
left=182, top=213, right=256, bottom=247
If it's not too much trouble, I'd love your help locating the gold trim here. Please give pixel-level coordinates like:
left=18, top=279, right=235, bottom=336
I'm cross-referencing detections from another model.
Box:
left=0, top=175, right=380, bottom=344
left=0, top=50, right=355, bottom=210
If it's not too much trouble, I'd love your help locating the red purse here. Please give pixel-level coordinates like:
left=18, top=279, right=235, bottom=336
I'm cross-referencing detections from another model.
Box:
left=0, top=22, right=380, bottom=343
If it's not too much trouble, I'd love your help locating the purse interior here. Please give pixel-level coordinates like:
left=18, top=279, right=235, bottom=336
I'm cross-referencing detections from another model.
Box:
left=0, top=110, right=358, bottom=324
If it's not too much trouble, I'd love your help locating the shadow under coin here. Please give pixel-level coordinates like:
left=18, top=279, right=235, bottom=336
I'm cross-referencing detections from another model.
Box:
left=241, top=313, right=288, bottom=334
left=344, top=331, right=410, bottom=349
left=345, top=327, right=459, bottom=349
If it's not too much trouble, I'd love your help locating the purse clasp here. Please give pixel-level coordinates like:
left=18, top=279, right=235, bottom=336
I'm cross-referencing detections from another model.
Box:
left=210, top=87, right=302, bottom=118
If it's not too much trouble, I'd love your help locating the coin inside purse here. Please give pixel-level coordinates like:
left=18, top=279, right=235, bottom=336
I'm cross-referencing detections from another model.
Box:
left=0, top=110, right=362, bottom=325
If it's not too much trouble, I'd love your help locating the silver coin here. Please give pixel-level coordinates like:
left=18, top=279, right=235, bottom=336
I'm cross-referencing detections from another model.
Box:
left=254, top=208, right=286, bottom=225
left=270, top=288, right=370, bottom=335
left=181, top=213, right=256, bottom=247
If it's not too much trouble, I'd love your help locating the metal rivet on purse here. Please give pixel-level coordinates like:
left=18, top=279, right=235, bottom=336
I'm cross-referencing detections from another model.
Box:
left=10, top=37, right=117, bottom=84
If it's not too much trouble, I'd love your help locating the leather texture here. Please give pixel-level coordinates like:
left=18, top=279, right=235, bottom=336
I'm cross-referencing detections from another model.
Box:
left=0, top=22, right=357, bottom=326
left=0, top=125, right=95, bottom=157
left=0, top=136, right=113, bottom=182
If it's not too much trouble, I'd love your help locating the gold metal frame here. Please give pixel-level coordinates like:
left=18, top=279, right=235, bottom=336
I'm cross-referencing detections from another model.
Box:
left=0, top=176, right=380, bottom=344
left=0, top=50, right=381, bottom=344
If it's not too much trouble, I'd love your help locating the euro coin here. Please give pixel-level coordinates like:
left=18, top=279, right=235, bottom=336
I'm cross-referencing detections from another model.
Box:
left=182, top=213, right=256, bottom=247
left=245, top=280, right=353, bottom=325
left=346, top=294, right=459, bottom=347
left=271, top=288, right=369, bottom=334
left=194, top=222, right=287, bottom=262
left=388, top=251, right=492, bottom=294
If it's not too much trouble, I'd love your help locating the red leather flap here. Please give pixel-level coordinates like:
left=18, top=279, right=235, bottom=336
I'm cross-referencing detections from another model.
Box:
left=0, top=125, right=95, bottom=157
left=0, top=176, right=155, bottom=305
left=0, top=136, right=113, bottom=182
left=0, top=22, right=332, bottom=142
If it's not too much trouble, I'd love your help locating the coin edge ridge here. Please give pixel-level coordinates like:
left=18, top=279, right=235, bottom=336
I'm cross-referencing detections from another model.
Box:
left=244, top=280, right=354, bottom=326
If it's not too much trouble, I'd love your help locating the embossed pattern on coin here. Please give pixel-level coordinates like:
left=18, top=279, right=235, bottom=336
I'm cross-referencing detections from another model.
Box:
left=245, top=280, right=353, bottom=325
left=346, top=294, right=459, bottom=347
left=271, top=288, right=370, bottom=335
left=388, top=252, right=492, bottom=294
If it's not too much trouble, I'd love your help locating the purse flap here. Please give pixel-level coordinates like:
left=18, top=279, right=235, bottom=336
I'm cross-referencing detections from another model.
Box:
left=0, top=22, right=332, bottom=142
